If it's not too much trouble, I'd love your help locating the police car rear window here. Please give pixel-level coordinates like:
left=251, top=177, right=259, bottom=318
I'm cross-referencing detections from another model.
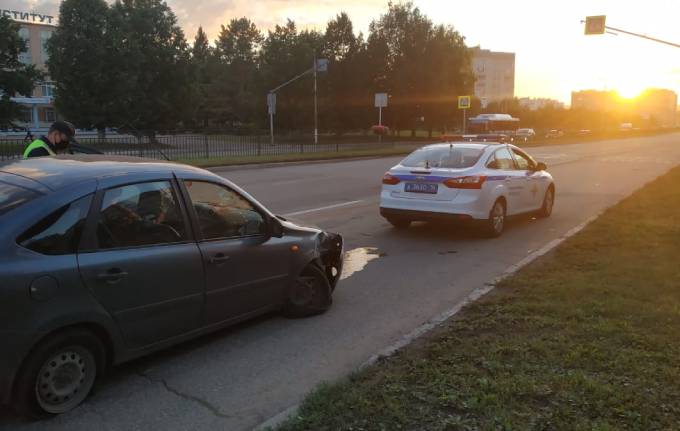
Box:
left=0, top=181, right=41, bottom=217
left=401, top=147, right=484, bottom=169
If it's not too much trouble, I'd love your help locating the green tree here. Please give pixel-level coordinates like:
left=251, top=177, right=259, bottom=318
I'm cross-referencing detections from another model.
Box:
left=108, top=0, right=194, bottom=132
left=46, top=0, right=113, bottom=134
left=0, top=16, right=41, bottom=127
left=259, top=20, right=324, bottom=132
left=367, top=2, right=473, bottom=136
left=213, top=18, right=263, bottom=127
left=321, top=13, right=372, bottom=134
left=190, top=26, right=214, bottom=127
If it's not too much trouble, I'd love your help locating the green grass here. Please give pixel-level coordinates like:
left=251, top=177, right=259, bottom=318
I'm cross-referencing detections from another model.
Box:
left=177, top=147, right=418, bottom=168
left=276, top=166, right=680, bottom=431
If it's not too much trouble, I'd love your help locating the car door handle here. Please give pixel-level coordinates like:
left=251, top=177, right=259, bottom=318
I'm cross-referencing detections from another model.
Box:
left=97, top=268, right=128, bottom=284
left=209, top=254, right=230, bottom=265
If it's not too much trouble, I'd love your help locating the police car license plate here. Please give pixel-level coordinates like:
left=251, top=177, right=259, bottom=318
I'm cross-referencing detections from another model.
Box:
left=405, top=182, right=438, bottom=194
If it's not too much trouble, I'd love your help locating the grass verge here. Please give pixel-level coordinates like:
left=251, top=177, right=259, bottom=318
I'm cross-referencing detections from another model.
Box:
left=177, top=147, right=417, bottom=168
left=276, top=166, right=680, bottom=430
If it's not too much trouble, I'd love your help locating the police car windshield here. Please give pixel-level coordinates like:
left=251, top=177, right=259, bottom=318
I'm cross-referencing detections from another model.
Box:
left=401, top=146, right=484, bottom=169
left=0, top=181, right=41, bottom=217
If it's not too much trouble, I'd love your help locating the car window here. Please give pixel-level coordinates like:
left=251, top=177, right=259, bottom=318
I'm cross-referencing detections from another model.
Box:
left=17, top=194, right=92, bottom=255
left=512, top=148, right=535, bottom=170
left=488, top=148, right=516, bottom=170
left=96, top=181, right=188, bottom=249
left=184, top=181, right=266, bottom=240
left=0, top=181, right=41, bottom=217
left=401, top=146, right=484, bottom=169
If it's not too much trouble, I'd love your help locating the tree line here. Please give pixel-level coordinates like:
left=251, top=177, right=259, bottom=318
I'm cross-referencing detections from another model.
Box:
left=42, top=0, right=475, bottom=136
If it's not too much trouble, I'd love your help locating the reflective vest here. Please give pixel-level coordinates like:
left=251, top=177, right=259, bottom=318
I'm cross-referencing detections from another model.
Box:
left=23, top=139, right=56, bottom=159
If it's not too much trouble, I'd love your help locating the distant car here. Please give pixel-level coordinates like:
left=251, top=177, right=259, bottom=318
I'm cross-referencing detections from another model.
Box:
left=380, top=142, right=555, bottom=237
left=578, top=129, right=592, bottom=135
left=619, top=123, right=634, bottom=131
left=515, top=128, right=536, bottom=138
left=545, top=129, right=564, bottom=139
left=0, top=156, right=343, bottom=417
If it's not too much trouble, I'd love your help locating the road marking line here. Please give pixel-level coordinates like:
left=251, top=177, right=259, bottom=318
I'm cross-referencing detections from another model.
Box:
left=283, top=200, right=364, bottom=217
left=254, top=211, right=604, bottom=431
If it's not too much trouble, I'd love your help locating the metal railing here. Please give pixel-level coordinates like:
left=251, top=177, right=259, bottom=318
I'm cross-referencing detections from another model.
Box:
left=0, top=132, right=411, bottom=162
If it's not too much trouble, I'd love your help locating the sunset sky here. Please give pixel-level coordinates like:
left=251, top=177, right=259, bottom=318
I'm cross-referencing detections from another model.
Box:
left=10, top=0, right=680, bottom=104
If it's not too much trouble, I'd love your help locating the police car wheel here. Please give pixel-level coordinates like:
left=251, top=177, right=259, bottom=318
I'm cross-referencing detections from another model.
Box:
left=283, top=264, right=332, bottom=318
left=483, top=199, right=506, bottom=238
left=14, top=329, right=106, bottom=418
left=537, top=186, right=555, bottom=218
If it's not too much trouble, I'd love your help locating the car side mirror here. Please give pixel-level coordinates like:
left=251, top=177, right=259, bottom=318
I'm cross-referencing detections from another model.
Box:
left=535, top=162, right=547, bottom=171
left=269, top=217, right=284, bottom=238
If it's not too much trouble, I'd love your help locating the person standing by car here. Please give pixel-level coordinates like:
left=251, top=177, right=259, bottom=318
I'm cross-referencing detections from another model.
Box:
left=22, top=121, right=76, bottom=158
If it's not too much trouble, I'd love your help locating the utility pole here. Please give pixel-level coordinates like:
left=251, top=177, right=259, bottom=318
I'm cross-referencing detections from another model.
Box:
left=313, top=54, right=319, bottom=145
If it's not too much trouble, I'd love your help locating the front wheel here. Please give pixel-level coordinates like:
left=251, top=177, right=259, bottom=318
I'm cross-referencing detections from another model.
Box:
left=283, top=264, right=333, bottom=318
left=14, top=329, right=105, bottom=418
left=483, top=199, right=506, bottom=238
left=537, top=186, right=555, bottom=218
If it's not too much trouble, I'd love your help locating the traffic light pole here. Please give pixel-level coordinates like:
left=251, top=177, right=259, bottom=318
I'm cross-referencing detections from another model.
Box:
left=268, top=58, right=327, bottom=146
left=604, top=25, right=680, bottom=49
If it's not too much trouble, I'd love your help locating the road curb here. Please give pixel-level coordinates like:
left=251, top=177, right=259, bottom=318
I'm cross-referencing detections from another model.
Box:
left=254, top=211, right=603, bottom=430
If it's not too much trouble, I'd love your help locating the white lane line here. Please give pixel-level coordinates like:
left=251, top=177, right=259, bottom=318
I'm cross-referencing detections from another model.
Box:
left=283, top=200, right=364, bottom=217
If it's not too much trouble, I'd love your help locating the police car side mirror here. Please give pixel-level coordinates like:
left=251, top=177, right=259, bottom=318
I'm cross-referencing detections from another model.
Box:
left=535, top=162, right=547, bottom=171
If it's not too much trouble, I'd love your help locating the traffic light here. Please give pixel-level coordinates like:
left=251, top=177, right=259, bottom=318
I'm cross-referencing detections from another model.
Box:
left=585, top=15, right=606, bottom=35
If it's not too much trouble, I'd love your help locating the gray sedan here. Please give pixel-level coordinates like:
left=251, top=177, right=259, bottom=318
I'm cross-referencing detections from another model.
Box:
left=0, top=155, right=343, bottom=417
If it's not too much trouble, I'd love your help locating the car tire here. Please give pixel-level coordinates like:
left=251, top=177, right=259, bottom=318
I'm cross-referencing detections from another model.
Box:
left=537, top=186, right=555, bottom=218
left=13, top=328, right=106, bottom=418
left=283, top=264, right=333, bottom=318
left=483, top=199, right=506, bottom=238
left=386, top=217, right=411, bottom=229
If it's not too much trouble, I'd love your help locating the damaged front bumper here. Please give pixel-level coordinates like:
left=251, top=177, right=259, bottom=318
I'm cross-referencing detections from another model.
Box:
left=319, top=232, right=344, bottom=289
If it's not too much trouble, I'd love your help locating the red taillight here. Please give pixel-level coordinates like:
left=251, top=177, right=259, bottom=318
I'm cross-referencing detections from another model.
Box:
left=382, top=173, right=401, bottom=185
left=443, top=175, right=487, bottom=189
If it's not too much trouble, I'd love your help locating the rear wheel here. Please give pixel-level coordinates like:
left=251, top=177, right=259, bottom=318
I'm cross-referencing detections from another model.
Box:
left=483, top=199, right=506, bottom=238
left=537, top=186, right=555, bottom=218
left=14, top=329, right=105, bottom=418
left=283, top=264, right=333, bottom=318
left=386, top=217, right=411, bottom=229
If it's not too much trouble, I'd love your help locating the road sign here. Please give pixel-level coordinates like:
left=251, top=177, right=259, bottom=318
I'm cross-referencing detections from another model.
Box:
left=585, top=15, right=606, bottom=35
left=375, top=93, right=388, bottom=108
left=315, top=58, right=329, bottom=72
left=267, top=93, right=276, bottom=115
left=458, top=95, right=471, bottom=109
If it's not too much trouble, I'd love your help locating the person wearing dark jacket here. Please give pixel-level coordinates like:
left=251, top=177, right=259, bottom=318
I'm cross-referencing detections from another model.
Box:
left=23, top=121, right=76, bottom=158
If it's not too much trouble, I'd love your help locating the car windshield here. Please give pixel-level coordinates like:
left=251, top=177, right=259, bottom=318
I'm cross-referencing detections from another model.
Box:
left=0, top=181, right=41, bottom=217
left=401, top=146, right=484, bottom=169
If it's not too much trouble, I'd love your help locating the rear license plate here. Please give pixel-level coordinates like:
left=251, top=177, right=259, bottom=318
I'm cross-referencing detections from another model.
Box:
left=405, top=182, right=438, bottom=194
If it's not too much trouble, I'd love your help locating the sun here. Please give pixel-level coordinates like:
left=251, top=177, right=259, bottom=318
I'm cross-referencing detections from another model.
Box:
left=616, top=84, right=644, bottom=99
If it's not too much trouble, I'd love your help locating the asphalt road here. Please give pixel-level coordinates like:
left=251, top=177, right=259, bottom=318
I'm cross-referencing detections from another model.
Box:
left=2, top=133, right=680, bottom=430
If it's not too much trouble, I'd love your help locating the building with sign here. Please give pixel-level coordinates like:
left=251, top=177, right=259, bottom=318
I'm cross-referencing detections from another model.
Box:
left=470, top=47, right=515, bottom=107
left=6, top=11, right=57, bottom=131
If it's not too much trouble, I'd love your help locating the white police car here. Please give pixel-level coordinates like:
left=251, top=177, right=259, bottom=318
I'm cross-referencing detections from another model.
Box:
left=380, top=142, right=555, bottom=237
